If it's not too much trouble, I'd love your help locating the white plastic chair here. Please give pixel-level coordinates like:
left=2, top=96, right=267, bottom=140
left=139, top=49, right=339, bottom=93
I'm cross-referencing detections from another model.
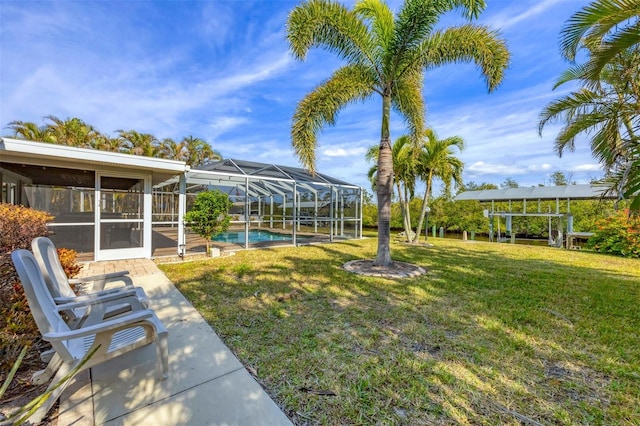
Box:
left=32, top=237, right=149, bottom=327
left=10, top=249, right=169, bottom=424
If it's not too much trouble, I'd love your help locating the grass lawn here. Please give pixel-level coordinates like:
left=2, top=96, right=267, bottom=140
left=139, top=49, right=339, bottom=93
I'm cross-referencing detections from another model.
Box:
left=159, top=236, right=640, bottom=425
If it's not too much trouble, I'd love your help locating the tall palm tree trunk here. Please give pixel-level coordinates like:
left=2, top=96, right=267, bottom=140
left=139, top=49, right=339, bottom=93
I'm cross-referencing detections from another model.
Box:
left=402, top=185, right=413, bottom=241
left=375, top=94, right=393, bottom=266
left=413, top=170, right=433, bottom=243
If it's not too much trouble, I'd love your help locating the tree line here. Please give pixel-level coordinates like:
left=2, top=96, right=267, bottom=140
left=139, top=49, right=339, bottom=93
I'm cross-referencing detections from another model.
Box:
left=361, top=174, right=620, bottom=240
left=4, top=115, right=221, bottom=167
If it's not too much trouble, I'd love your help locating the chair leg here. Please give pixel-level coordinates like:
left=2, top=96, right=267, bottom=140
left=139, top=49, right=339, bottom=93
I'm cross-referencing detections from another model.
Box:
left=156, top=331, right=169, bottom=380
left=32, top=353, right=63, bottom=385
left=40, top=348, right=55, bottom=363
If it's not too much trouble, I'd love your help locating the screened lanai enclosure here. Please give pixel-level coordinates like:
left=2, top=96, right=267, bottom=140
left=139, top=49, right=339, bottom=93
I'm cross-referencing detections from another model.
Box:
left=0, top=138, right=363, bottom=261
left=154, top=159, right=364, bottom=256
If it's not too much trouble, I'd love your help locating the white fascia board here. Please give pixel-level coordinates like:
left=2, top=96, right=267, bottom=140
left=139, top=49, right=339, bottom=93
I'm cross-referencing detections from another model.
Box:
left=0, top=138, right=187, bottom=173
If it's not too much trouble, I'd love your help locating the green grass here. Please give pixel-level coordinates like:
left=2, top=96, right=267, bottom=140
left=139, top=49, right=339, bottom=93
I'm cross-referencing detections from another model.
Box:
left=159, top=237, right=640, bottom=425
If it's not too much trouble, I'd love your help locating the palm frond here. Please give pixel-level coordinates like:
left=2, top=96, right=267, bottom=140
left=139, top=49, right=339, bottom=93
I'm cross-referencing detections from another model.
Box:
left=291, top=64, right=376, bottom=172
left=365, top=145, right=379, bottom=163
left=420, top=24, right=509, bottom=92
left=587, top=21, right=640, bottom=78
left=392, top=71, right=425, bottom=140
left=354, top=0, right=394, bottom=55
left=538, top=88, right=604, bottom=134
left=560, top=0, right=640, bottom=61
left=287, top=0, right=375, bottom=67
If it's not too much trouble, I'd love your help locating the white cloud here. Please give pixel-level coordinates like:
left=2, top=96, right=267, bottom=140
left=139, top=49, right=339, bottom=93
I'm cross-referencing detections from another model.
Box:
left=323, top=147, right=367, bottom=157
left=487, top=0, right=566, bottom=30
left=572, top=164, right=601, bottom=172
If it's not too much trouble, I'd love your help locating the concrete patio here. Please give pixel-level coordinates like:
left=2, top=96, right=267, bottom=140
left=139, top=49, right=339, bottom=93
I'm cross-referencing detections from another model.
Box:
left=58, top=259, right=292, bottom=425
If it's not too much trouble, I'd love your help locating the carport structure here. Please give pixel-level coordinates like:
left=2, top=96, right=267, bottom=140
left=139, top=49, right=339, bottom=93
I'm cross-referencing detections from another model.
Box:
left=454, top=184, right=616, bottom=247
left=157, top=159, right=364, bottom=255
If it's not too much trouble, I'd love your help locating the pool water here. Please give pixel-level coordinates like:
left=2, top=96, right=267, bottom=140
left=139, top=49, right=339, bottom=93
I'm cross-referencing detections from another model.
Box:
left=212, top=229, right=299, bottom=244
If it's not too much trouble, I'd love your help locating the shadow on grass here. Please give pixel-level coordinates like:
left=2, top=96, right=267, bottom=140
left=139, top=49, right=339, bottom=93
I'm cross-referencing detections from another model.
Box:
left=162, top=239, right=640, bottom=425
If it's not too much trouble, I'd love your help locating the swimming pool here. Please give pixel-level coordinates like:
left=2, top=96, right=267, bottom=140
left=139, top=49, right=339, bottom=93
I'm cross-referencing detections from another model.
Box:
left=212, top=229, right=299, bottom=244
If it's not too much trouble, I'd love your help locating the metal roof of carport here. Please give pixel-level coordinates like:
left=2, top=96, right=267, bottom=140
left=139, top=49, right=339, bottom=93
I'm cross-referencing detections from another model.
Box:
left=454, top=184, right=616, bottom=202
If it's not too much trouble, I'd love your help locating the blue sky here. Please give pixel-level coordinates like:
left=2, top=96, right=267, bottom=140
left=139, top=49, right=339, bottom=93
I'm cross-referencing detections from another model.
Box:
left=0, top=0, right=598, bottom=193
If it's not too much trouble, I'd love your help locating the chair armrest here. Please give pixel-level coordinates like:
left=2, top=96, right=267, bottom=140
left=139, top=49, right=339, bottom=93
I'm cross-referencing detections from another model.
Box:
left=43, top=310, right=155, bottom=341
left=54, top=289, right=140, bottom=310
left=69, top=271, right=129, bottom=283
left=70, top=271, right=133, bottom=292
left=69, top=270, right=130, bottom=284
left=53, top=286, right=141, bottom=305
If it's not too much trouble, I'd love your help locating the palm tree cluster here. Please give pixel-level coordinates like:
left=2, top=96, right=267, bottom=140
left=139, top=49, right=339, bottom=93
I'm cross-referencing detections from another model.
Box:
left=539, top=0, right=640, bottom=209
left=5, top=115, right=221, bottom=167
left=287, top=0, right=509, bottom=265
left=367, top=128, right=464, bottom=243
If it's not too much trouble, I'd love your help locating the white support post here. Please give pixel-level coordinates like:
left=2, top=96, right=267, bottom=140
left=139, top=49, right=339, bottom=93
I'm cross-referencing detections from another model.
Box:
left=359, top=188, right=363, bottom=239
left=314, top=191, right=318, bottom=233
left=340, top=191, right=344, bottom=237
left=270, top=196, right=274, bottom=228
left=244, top=178, right=250, bottom=249
left=329, top=188, right=334, bottom=242
left=257, top=196, right=261, bottom=228
left=282, top=194, right=286, bottom=229
left=293, top=182, right=297, bottom=245
left=296, top=191, right=301, bottom=232
left=333, top=191, right=340, bottom=236
left=178, top=173, right=187, bottom=257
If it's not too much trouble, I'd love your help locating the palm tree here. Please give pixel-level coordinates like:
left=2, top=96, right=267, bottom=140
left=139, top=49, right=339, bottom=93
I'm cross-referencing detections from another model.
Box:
left=6, top=120, right=52, bottom=142
left=541, top=0, right=640, bottom=208
left=412, top=128, right=464, bottom=242
left=539, top=48, right=638, bottom=167
left=91, top=134, right=126, bottom=152
left=181, top=136, right=221, bottom=167
left=366, top=135, right=417, bottom=241
left=287, top=0, right=509, bottom=266
left=117, top=129, right=159, bottom=157
left=44, top=115, right=100, bottom=148
left=157, top=137, right=187, bottom=161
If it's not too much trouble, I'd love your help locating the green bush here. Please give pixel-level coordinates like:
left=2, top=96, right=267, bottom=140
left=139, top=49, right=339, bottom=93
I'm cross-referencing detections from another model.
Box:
left=587, top=209, right=640, bottom=258
left=185, top=190, right=232, bottom=254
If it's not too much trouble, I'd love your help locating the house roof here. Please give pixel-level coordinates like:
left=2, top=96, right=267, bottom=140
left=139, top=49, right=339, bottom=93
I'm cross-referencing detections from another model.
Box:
left=0, top=138, right=188, bottom=174
left=454, top=184, right=615, bottom=202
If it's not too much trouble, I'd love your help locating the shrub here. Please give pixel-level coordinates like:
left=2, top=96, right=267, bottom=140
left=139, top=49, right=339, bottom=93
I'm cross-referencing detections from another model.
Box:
left=185, top=190, right=232, bottom=254
left=0, top=204, right=53, bottom=374
left=57, top=248, right=81, bottom=279
left=586, top=209, right=640, bottom=258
